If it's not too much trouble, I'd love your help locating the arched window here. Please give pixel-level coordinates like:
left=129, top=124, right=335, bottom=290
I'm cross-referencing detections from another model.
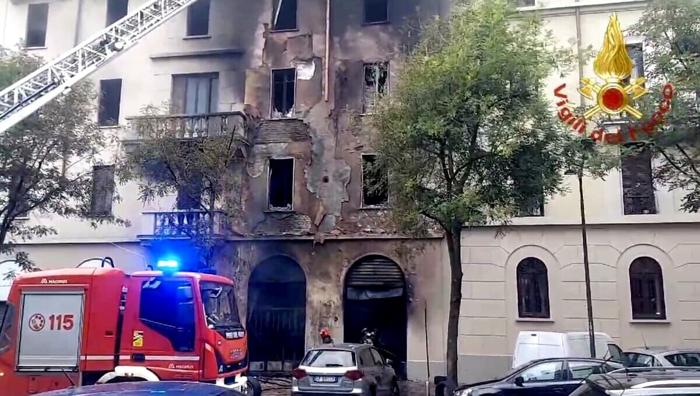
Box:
left=517, top=258, right=550, bottom=318
left=630, top=257, right=666, bottom=320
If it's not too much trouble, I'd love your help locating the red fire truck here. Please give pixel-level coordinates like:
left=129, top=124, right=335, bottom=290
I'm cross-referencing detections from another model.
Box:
left=0, top=258, right=260, bottom=395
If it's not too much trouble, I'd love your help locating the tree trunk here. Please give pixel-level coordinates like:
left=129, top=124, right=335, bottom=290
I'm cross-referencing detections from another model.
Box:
left=445, top=226, right=463, bottom=385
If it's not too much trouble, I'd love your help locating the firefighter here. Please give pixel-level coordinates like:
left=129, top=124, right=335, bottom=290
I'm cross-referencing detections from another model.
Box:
left=320, top=328, right=334, bottom=344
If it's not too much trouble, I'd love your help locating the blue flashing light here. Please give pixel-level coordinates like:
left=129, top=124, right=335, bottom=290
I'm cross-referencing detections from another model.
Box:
left=156, top=258, right=180, bottom=270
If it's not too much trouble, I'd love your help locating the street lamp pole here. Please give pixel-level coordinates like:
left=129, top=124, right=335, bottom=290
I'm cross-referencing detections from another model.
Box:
left=576, top=169, right=596, bottom=358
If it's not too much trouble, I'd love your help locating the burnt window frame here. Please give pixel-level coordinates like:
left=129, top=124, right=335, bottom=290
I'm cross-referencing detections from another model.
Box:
left=90, top=165, right=116, bottom=217
left=25, top=3, right=49, bottom=48
left=516, top=257, right=550, bottom=319
left=267, top=157, right=295, bottom=211
left=270, top=68, right=297, bottom=119
left=621, top=143, right=656, bottom=215
left=361, top=154, right=389, bottom=208
left=362, top=62, right=389, bottom=114
left=272, top=0, right=298, bottom=32
left=98, top=79, right=122, bottom=127
left=629, top=257, right=666, bottom=320
left=363, top=0, right=389, bottom=25
left=105, top=0, right=128, bottom=26
left=186, top=0, right=210, bottom=37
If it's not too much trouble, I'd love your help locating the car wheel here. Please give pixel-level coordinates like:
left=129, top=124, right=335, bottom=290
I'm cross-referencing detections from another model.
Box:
left=391, top=379, right=400, bottom=396
left=246, top=377, right=262, bottom=396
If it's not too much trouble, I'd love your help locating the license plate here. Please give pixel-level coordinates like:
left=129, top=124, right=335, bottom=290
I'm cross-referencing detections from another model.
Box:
left=313, top=376, right=337, bottom=383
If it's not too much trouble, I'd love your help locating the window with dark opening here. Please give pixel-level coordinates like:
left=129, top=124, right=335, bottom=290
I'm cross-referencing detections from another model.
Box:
left=362, top=154, right=388, bottom=207
left=26, top=3, right=49, bottom=48
left=98, top=79, right=122, bottom=126
left=516, top=0, right=536, bottom=7
left=171, top=73, right=219, bottom=114
left=186, top=0, right=210, bottom=37
left=626, top=44, right=644, bottom=83
left=268, top=158, right=294, bottom=210
left=621, top=144, right=656, bottom=215
left=517, top=258, right=550, bottom=318
left=90, top=165, right=115, bottom=216
left=140, top=279, right=195, bottom=352
left=364, top=0, right=388, bottom=24
left=630, top=257, right=666, bottom=320
left=176, top=179, right=203, bottom=210
left=106, top=0, right=128, bottom=26
left=272, top=69, right=296, bottom=118
left=363, top=63, right=388, bottom=114
left=273, top=0, right=297, bottom=31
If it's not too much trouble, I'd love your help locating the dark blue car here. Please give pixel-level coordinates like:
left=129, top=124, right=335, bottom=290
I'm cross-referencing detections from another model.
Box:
left=453, top=358, right=623, bottom=396
left=36, top=381, right=244, bottom=396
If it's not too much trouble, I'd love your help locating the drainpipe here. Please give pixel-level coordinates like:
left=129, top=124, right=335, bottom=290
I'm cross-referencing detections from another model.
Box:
left=324, top=0, right=331, bottom=102
left=575, top=2, right=584, bottom=105
left=74, top=0, right=84, bottom=45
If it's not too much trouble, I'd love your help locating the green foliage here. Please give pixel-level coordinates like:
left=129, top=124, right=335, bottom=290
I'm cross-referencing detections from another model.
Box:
left=119, top=106, right=251, bottom=268
left=631, top=0, right=700, bottom=211
left=372, top=0, right=573, bottom=233
left=0, top=48, right=121, bottom=271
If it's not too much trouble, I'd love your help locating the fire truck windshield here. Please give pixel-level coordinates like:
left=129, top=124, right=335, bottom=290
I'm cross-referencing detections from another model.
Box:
left=200, top=281, right=241, bottom=329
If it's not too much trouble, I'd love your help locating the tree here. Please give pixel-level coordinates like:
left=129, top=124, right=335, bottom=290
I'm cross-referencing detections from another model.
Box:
left=372, top=0, right=573, bottom=384
left=120, top=107, right=251, bottom=270
left=632, top=0, right=700, bottom=211
left=0, top=48, right=121, bottom=271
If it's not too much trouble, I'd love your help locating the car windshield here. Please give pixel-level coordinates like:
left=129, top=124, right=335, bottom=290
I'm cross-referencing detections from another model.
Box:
left=200, top=281, right=241, bottom=328
left=302, top=350, right=355, bottom=368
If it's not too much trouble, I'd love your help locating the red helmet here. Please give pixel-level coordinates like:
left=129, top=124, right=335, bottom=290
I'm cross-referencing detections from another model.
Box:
left=320, top=328, right=331, bottom=337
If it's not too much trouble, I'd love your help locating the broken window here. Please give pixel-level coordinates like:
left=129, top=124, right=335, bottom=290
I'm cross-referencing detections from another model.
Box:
left=171, top=73, right=219, bottom=114
left=272, top=0, right=297, bottom=31
left=98, top=79, right=122, bottom=126
left=186, top=0, right=210, bottom=36
left=363, top=63, right=388, bottom=114
left=268, top=158, right=294, bottom=210
left=362, top=154, right=388, bottom=207
left=90, top=165, right=115, bottom=216
left=271, top=69, right=296, bottom=118
left=364, top=0, right=388, bottom=24
left=106, top=0, right=128, bottom=26
left=621, top=144, right=656, bottom=215
left=25, top=3, right=49, bottom=48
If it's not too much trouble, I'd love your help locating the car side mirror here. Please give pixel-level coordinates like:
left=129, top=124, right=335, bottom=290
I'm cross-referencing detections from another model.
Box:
left=515, top=376, right=525, bottom=387
left=385, top=358, right=393, bottom=366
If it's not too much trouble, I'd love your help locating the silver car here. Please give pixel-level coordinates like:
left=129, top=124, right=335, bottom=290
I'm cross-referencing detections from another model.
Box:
left=624, top=347, right=700, bottom=367
left=291, top=343, right=400, bottom=395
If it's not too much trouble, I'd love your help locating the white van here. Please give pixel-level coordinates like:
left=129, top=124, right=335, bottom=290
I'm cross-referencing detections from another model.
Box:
left=512, top=331, right=625, bottom=368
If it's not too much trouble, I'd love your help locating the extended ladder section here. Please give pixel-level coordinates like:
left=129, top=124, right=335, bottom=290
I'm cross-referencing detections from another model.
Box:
left=0, top=0, right=198, bottom=133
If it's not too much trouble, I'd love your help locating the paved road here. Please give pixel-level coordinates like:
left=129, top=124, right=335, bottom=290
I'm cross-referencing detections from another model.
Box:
left=260, top=379, right=435, bottom=395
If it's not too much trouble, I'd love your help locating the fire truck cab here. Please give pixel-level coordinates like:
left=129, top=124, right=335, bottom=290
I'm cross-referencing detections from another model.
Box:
left=0, top=260, right=256, bottom=395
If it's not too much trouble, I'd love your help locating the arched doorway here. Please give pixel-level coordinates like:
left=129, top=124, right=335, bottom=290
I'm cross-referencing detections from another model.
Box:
left=247, top=256, right=306, bottom=373
left=344, top=255, right=407, bottom=378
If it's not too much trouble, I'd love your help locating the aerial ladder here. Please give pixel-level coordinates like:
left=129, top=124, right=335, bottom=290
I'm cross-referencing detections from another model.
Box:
left=0, top=0, right=200, bottom=133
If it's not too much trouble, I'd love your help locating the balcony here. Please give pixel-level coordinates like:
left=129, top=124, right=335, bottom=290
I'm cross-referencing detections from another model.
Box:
left=139, top=210, right=230, bottom=240
left=126, top=112, right=249, bottom=141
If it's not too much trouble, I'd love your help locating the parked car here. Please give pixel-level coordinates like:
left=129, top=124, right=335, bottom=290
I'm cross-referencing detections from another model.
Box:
left=35, top=381, right=244, bottom=395
left=291, top=343, right=400, bottom=395
left=512, top=331, right=625, bottom=368
left=624, top=347, right=700, bottom=367
left=569, top=367, right=700, bottom=395
left=453, top=357, right=623, bottom=396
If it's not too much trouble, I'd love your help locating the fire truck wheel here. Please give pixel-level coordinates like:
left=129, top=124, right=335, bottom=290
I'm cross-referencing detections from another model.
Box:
left=246, top=377, right=261, bottom=396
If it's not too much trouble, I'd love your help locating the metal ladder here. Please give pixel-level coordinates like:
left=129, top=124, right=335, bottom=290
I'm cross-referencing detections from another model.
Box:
left=0, top=0, right=199, bottom=133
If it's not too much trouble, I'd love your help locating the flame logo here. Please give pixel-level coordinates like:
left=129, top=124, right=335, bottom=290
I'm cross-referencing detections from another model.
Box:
left=593, top=14, right=634, bottom=80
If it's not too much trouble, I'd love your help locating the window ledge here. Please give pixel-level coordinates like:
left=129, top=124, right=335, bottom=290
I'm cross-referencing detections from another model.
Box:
left=24, top=46, right=47, bottom=50
left=362, top=20, right=390, bottom=26
left=630, top=319, right=671, bottom=324
left=270, top=28, right=300, bottom=33
left=183, top=35, right=211, bottom=40
left=265, top=209, right=295, bottom=214
left=516, top=318, right=554, bottom=323
left=360, top=206, right=390, bottom=211
left=99, top=125, right=121, bottom=130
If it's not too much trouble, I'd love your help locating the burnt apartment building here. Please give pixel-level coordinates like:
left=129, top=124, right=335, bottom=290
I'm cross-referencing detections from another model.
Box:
left=0, top=0, right=452, bottom=380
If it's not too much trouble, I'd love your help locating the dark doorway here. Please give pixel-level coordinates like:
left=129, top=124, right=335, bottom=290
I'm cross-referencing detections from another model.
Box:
left=248, top=256, right=306, bottom=373
left=344, top=255, right=407, bottom=378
